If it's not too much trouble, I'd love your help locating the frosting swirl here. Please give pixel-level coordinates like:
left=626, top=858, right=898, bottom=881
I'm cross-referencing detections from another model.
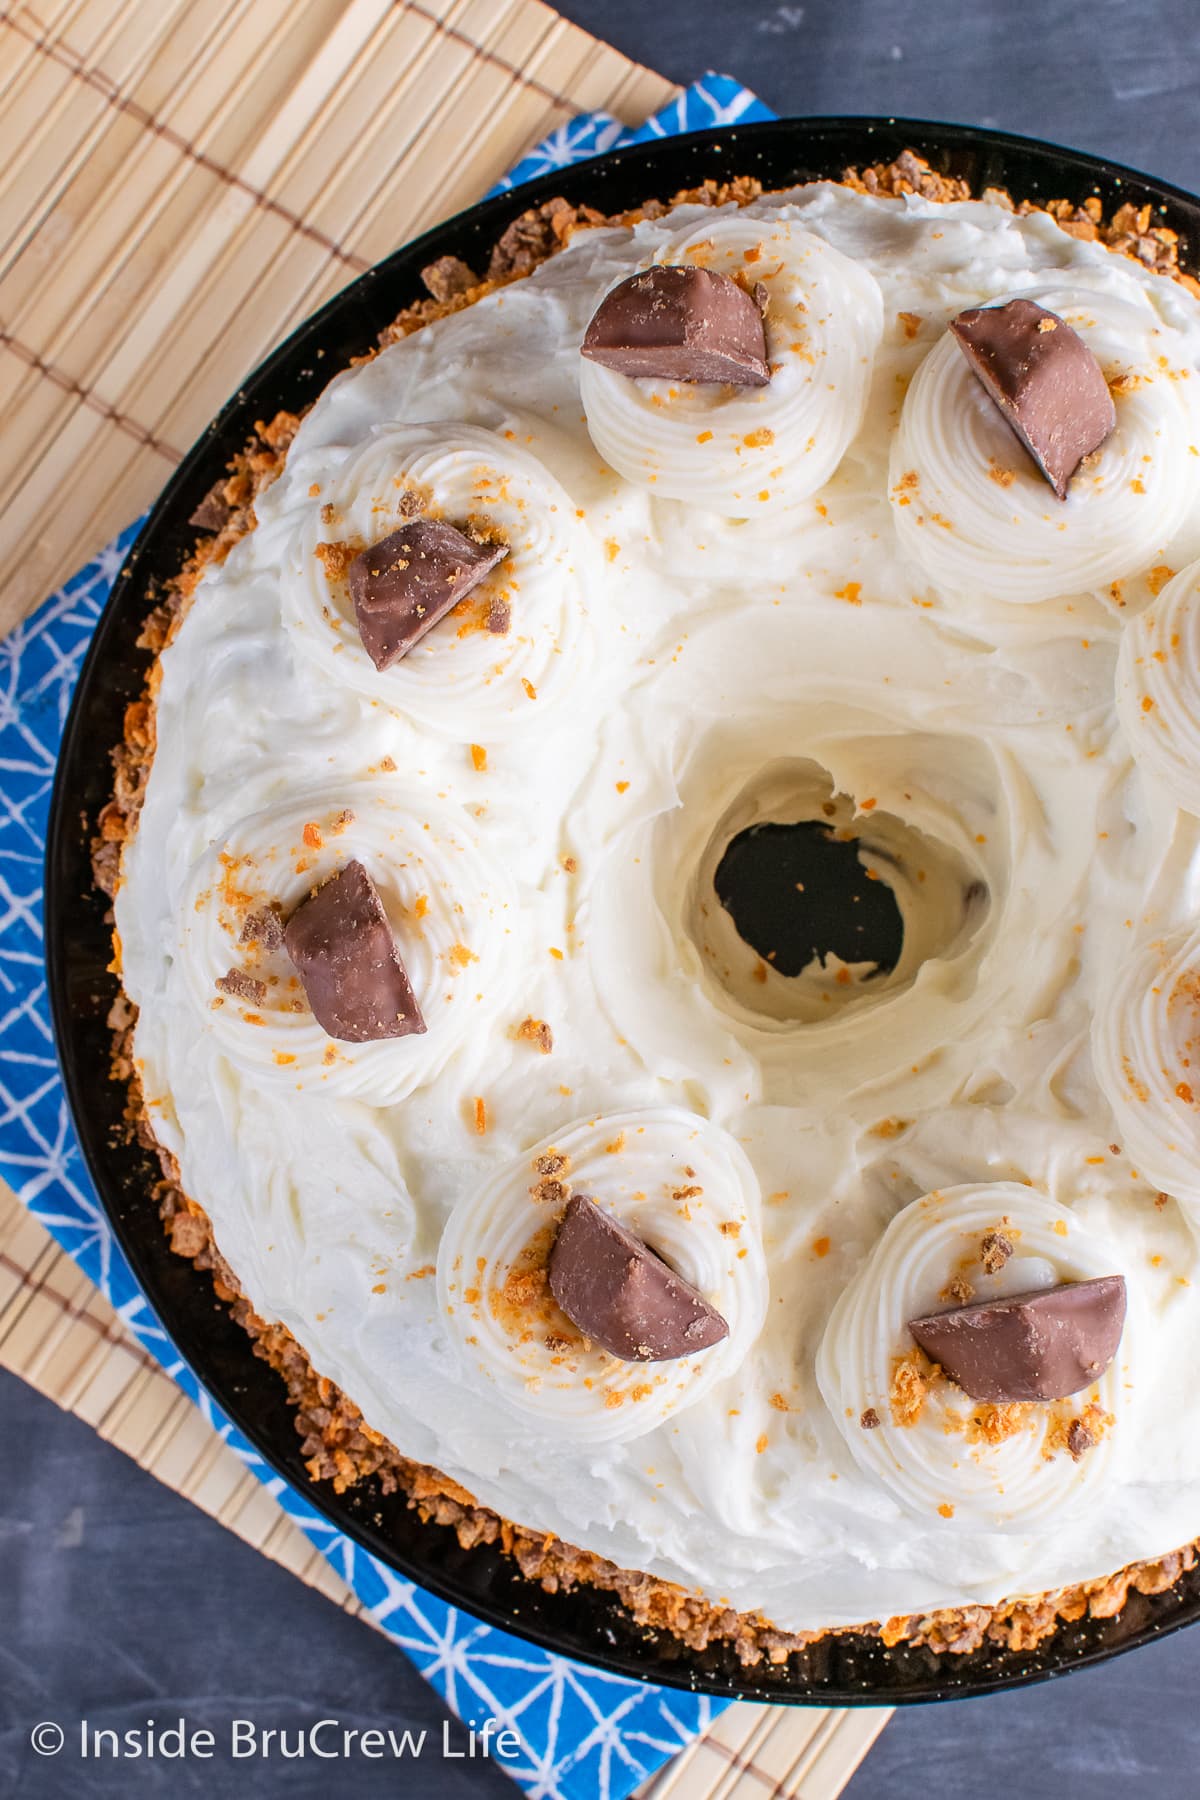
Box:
left=1116, top=558, right=1200, bottom=815
left=281, top=422, right=597, bottom=733
left=891, top=282, right=1200, bottom=603
left=175, top=782, right=518, bottom=1104
left=580, top=210, right=883, bottom=513
left=816, top=1183, right=1134, bottom=1528
left=1093, top=927, right=1200, bottom=1206
left=436, top=1108, right=766, bottom=1443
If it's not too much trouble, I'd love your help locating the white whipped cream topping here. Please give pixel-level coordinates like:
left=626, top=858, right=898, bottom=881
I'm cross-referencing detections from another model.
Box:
left=437, top=1107, right=766, bottom=1444
left=117, top=183, right=1200, bottom=1632
left=177, top=781, right=519, bottom=1104
left=891, top=283, right=1200, bottom=603
left=1116, top=558, right=1200, bottom=816
left=817, top=1183, right=1135, bottom=1527
left=580, top=213, right=884, bottom=509
left=283, top=423, right=598, bottom=731
left=1093, top=925, right=1200, bottom=1206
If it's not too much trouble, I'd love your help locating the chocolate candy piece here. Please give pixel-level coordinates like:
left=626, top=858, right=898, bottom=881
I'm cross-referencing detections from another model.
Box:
left=241, top=903, right=285, bottom=950
left=189, top=480, right=232, bottom=533
left=215, top=968, right=267, bottom=1006
left=347, top=520, right=507, bottom=671
left=950, top=298, right=1115, bottom=499
left=908, top=1275, right=1126, bottom=1403
left=581, top=265, right=770, bottom=387
left=547, top=1193, right=729, bottom=1362
left=283, top=859, right=425, bottom=1043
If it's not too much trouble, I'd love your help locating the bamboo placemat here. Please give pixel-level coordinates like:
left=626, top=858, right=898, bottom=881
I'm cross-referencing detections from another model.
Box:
left=0, top=1, right=890, bottom=1790
left=0, top=0, right=675, bottom=632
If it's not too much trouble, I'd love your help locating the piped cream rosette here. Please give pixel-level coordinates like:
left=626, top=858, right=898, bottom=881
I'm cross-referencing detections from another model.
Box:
left=579, top=212, right=884, bottom=513
left=282, top=422, right=595, bottom=732
left=816, top=1184, right=1133, bottom=1528
left=436, top=1109, right=767, bottom=1444
left=176, top=782, right=517, bottom=1104
left=1093, top=926, right=1200, bottom=1205
left=1116, top=559, right=1200, bottom=815
left=890, top=283, right=1200, bottom=604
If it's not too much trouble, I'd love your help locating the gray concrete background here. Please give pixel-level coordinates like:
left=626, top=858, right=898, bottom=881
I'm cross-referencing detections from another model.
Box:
left=7, top=3, right=1200, bottom=1795
left=558, top=0, right=1200, bottom=191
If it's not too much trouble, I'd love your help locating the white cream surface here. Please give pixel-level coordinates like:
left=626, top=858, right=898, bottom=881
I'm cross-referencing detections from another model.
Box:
left=117, top=183, right=1200, bottom=1632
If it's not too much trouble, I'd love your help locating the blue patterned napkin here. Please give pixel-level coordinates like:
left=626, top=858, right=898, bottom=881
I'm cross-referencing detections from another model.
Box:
left=0, top=75, right=775, bottom=1800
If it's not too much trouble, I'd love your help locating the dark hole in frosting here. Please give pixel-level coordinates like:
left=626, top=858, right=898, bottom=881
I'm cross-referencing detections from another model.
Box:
left=714, top=820, right=904, bottom=980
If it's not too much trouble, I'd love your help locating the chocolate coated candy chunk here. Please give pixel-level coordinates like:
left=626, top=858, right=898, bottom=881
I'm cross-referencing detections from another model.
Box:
left=547, top=1193, right=729, bottom=1362
left=951, top=297, right=1116, bottom=499
left=908, top=1275, right=1126, bottom=1403
left=581, top=265, right=770, bottom=387
left=347, top=520, right=507, bottom=671
left=189, top=480, right=232, bottom=533
left=283, top=859, right=425, bottom=1043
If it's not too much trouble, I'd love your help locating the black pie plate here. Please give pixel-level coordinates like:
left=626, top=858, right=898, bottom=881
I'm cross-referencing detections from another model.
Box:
left=45, top=117, right=1200, bottom=1705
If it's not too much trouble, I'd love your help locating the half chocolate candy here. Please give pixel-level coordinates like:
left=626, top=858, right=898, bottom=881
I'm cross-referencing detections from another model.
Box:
left=348, top=519, right=508, bottom=671
left=283, top=859, right=426, bottom=1043
left=581, top=265, right=770, bottom=387
left=547, top=1193, right=729, bottom=1362
left=950, top=297, right=1115, bottom=499
left=908, top=1274, right=1126, bottom=1404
